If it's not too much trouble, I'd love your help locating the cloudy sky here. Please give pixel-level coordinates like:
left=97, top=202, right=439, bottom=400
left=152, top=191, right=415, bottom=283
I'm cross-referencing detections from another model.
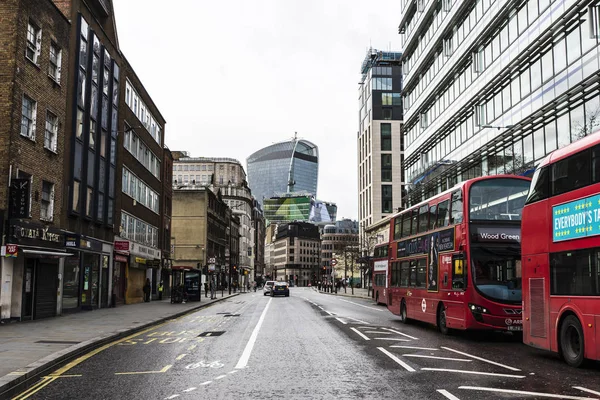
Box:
left=113, top=0, right=402, bottom=220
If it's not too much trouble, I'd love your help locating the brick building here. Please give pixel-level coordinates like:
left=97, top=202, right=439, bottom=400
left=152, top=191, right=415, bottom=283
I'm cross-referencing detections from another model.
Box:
left=0, top=0, right=70, bottom=320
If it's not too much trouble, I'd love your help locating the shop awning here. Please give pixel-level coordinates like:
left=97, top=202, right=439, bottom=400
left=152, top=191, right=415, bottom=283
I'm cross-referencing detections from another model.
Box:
left=22, top=249, right=74, bottom=257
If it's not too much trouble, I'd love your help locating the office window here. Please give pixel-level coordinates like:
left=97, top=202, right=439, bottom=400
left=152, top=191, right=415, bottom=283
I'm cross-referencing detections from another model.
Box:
left=382, top=185, right=392, bottom=213
left=40, top=181, right=54, bottom=221
left=381, top=123, right=391, bottom=151
left=20, top=94, right=36, bottom=139
left=44, top=111, right=58, bottom=152
left=381, top=154, right=392, bottom=182
left=383, top=108, right=392, bottom=120
left=382, top=93, right=393, bottom=105
left=25, top=21, right=41, bottom=64
left=48, top=41, right=62, bottom=83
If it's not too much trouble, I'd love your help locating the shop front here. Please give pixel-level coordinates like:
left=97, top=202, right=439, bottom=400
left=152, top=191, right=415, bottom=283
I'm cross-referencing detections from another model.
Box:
left=115, top=239, right=161, bottom=304
left=63, top=234, right=113, bottom=312
left=1, top=221, right=72, bottom=321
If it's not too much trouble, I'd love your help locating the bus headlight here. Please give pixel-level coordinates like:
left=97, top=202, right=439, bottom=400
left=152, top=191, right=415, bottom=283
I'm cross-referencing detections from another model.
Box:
left=469, top=303, right=489, bottom=314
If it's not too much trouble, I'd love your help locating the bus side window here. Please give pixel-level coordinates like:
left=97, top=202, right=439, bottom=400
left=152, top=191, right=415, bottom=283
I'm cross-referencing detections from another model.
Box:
left=436, top=200, right=449, bottom=227
left=428, top=205, right=437, bottom=230
left=452, top=254, right=466, bottom=290
left=450, top=191, right=463, bottom=224
left=593, top=145, right=600, bottom=183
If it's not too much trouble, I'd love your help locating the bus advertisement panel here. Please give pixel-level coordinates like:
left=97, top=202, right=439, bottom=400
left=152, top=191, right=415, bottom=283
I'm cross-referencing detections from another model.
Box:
left=522, top=132, right=600, bottom=367
left=387, top=176, right=530, bottom=335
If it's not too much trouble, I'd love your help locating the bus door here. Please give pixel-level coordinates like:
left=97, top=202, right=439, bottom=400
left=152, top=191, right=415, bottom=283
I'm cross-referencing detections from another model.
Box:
left=523, top=253, right=550, bottom=350
left=446, top=253, right=466, bottom=329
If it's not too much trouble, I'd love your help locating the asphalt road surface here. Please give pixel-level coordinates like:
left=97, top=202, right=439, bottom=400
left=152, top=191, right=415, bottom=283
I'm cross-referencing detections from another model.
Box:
left=14, top=287, right=600, bottom=400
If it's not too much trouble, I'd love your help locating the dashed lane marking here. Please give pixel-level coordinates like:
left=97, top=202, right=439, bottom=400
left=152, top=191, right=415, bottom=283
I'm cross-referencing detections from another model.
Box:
left=382, top=328, right=419, bottom=340
left=335, top=317, right=348, bottom=325
left=345, top=317, right=370, bottom=324
left=441, top=347, right=520, bottom=371
left=200, top=381, right=212, bottom=386
left=574, top=387, right=600, bottom=397
left=228, top=370, right=238, bottom=374
left=403, top=354, right=472, bottom=362
left=365, top=331, right=392, bottom=334
left=187, top=345, right=197, bottom=351
left=422, top=368, right=525, bottom=379
left=458, top=386, right=599, bottom=400
left=377, top=347, right=416, bottom=372
left=350, top=327, right=371, bottom=341
left=374, top=338, right=410, bottom=341
left=437, top=389, right=461, bottom=400
left=165, top=395, right=180, bottom=399
left=390, top=345, right=439, bottom=351
left=325, top=311, right=335, bottom=316
left=215, top=374, right=227, bottom=380
left=182, top=388, right=197, bottom=393
left=338, top=298, right=384, bottom=311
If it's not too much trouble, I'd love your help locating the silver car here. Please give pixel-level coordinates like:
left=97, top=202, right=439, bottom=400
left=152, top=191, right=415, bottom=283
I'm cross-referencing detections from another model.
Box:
left=263, top=281, right=275, bottom=296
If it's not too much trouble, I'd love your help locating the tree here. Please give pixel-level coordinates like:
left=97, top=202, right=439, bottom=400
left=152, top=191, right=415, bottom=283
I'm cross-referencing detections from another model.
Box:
left=573, top=105, right=600, bottom=141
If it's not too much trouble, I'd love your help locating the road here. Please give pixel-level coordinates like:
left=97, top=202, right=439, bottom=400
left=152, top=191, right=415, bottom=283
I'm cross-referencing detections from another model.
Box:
left=14, top=287, right=600, bottom=400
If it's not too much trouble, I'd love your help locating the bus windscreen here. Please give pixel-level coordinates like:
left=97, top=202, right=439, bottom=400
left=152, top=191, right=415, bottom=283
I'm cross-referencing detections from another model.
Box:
left=469, top=178, right=530, bottom=221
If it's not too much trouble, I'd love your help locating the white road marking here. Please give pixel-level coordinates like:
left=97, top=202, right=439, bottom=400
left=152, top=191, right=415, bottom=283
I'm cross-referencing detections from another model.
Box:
left=235, top=298, right=272, bottom=369
left=338, top=298, right=385, bottom=311
left=422, top=368, right=525, bottom=379
left=374, top=337, right=410, bottom=341
left=574, top=387, right=600, bottom=397
left=345, top=317, right=370, bottom=324
left=377, top=347, right=416, bottom=372
left=382, top=328, right=419, bottom=340
left=200, top=381, right=212, bottom=386
left=318, top=306, right=324, bottom=310
left=165, top=395, right=180, bottom=399
left=228, top=370, right=238, bottom=374
left=356, top=326, right=378, bottom=329
left=459, top=386, right=599, bottom=400
left=183, top=388, right=197, bottom=393
left=325, top=310, right=335, bottom=316
left=441, top=347, right=521, bottom=371
left=215, top=374, right=227, bottom=380
left=366, top=331, right=391, bottom=334
left=403, top=354, right=472, bottom=362
left=437, top=389, right=461, bottom=400
left=391, top=345, right=438, bottom=351
left=350, top=327, right=371, bottom=340
left=335, top=317, right=348, bottom=325
left=175, top=354, right=187, bottom=360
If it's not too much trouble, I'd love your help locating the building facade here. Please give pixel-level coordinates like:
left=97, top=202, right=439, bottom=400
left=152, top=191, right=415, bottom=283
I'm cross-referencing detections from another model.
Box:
left=113, top=57, right=167, bottom=304
left=320, top=219, right=359, bottom=284
left=172, top=155, right=255, bottom=278
left=399, top=0, right=600, bottom=205
left=357, top=48, right=404, bottom=239
left=272, top=222, right=320, bottom=287
left=247, top=137, right=319, bottom=205
left=263, top=194, right=337, bottom=225
left=0, top=0, right=70, bottom=320
left=252, top=199, right=265, bottom=283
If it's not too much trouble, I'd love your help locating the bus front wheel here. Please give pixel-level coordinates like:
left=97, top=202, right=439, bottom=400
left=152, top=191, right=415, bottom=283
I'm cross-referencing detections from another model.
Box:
left=400, top=300, right=408, bottom=324
left=560, top=315, right=585, bottom=368
left=438, top=304, right=449, bottom=335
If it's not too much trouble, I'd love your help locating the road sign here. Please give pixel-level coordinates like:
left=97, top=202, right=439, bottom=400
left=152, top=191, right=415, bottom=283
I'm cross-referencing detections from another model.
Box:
left=208, top=257, right=216, bottom=264
left=331, top=258, right=337, bottom=266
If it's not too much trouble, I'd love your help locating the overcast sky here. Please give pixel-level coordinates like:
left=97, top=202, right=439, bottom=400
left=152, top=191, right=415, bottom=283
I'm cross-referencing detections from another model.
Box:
left=113, top=0, right=402, bottom=220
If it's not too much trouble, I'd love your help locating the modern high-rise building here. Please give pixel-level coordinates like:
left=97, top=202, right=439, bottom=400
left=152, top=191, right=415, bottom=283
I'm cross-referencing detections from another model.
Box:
left=247, top=135, right=319, bottom=205
left=399, top=0, right=600, bottom=206
left=357, top=48, right=404, bottom=236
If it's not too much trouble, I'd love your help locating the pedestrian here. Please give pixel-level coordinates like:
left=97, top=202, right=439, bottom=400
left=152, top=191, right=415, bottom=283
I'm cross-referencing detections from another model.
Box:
left=204, top=282, right=209, bottom=298
left=143, top=278, right=151, bottom=302
left=158, top=281, right=163, bottom=300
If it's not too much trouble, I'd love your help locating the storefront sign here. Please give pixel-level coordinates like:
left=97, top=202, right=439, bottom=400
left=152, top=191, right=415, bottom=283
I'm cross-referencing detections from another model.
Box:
left=64, top=234, right=103, bottom=251
left=9, top=179, right=30, bottom=218
left=11, top=223, right=66, bottom=249
left=65, top=235, right=79, bottom=248
left=553, top=194, right=600, bottom=242
left=115, top=254, right=128, bottom=263
left=472, top=227, right=521, bottom=243
left=130, top=243, right=161, bottom=260
left=135, top=257, right=147, bottom=264
left=114, top=240, right=130, bottom=252
left=396, top=228, right=455, bottom=258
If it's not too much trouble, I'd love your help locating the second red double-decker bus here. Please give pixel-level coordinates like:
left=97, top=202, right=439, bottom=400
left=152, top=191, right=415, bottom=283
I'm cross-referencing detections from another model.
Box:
left=522, top=131, right=600, bottom=367
left=372, top=243, right=389, bottom=305
left=386, top=175, right=531, bottom=334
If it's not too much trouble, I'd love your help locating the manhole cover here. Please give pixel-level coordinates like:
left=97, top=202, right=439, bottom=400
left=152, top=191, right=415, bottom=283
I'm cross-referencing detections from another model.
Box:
left=36, top=340, right=81, bottom=345
left=198, top=331, right=225, bottom=337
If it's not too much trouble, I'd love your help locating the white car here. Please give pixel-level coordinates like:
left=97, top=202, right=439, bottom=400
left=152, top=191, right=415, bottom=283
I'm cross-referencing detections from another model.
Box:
left=263, top=281, right=275, bottom=296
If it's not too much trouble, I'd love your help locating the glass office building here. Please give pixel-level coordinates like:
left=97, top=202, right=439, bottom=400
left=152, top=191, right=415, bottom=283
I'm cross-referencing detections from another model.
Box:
left=247, top=139, right=319, bottom=205
left=400, top=0, right=600, bottom=205
left=263, top=195, right=337, bottom=225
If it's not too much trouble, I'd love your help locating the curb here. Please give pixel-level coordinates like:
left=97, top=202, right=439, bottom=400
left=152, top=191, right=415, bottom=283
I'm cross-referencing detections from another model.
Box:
left=0, top=293, right=239, bottom=399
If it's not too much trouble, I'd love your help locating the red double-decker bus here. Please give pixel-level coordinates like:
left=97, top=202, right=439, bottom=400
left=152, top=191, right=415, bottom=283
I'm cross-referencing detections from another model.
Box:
left=522, top=131, right=600, bottom=367
left=386, top=175, right=531, bottom=334
left=372, top=243, right=389, bottom=305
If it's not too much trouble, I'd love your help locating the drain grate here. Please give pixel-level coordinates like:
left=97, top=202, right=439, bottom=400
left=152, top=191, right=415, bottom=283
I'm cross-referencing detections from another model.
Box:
left=36, top=340, right=81, bottom=345
left=198, top=331, right=225, bottom=337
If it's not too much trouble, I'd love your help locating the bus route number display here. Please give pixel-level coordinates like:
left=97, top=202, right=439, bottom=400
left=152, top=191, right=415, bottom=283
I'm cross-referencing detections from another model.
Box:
left=552, top=194, right=600, bottom=242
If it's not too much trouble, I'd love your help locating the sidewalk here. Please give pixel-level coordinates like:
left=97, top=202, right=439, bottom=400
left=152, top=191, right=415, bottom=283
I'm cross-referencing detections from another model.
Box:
left=316, top=287, right=373, bottom=299
left=0, top=292, right=241, bottom=396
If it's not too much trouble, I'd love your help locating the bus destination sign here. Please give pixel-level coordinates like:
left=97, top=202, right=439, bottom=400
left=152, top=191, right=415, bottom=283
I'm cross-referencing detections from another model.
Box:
left=553, top=194, right=600, bottom=242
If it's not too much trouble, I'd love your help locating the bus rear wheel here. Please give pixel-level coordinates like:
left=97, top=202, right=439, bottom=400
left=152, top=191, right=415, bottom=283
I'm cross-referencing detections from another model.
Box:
left=560, top=315, right=585, bottom=368
left=400, top=300, right=408, bottom=324
left=438, top=304, right=449, bottom=335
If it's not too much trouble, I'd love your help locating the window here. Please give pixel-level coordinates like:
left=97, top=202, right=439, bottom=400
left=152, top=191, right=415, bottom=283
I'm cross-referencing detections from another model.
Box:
left=48, top=42, right=62, bottom=82
left=40, top=181, right=54, bottom=221
left=474, top=46, right=484, bottom=73
left=551, top=249, right=600, bottom=296
left=381, top=123, right=391, bottom=151
left=590, top=5, right=600, bottom=39
left=450, top=190, right=463, bottom=224
left=44, top=111, right=58, bottom=152
left=418, top=204, right=429, bottom=233
left=401, top=212, right=411, bottom=237
left=444, top=36, right=453, bottom=56
left=25, top=21, right=41, bottom=64
left=382, top=93, right=393, bottom=105
left=551, top=150, right=591, bottom=196
left=428, top=205, right=437, bottom=230
left=20, top=94, right=36, bottom=139
left=400, top=262, right=410, bottom=287
left=381, top=154, right=392, bottom=182
left=382, top=185, right=392, bottom=213
left=416, top=258, right=427, bottom=288
left=525, top=167, right=549, bottom=204
left=410, top=209, right=419, bottom=236
left=475, top=104, right=486, bottom=126
left=383, top=108, right=393, bottom=120
left=76, top=108, right=84, bottom=140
